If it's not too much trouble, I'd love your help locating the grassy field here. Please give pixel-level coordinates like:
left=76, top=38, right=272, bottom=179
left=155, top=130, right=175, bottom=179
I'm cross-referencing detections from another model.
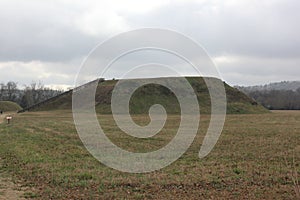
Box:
left=0, top=111, right=299, bottom=199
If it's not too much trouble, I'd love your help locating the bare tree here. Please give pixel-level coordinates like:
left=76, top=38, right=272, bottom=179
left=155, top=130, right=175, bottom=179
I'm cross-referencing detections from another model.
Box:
left=7, top=81, right=18, bottom=101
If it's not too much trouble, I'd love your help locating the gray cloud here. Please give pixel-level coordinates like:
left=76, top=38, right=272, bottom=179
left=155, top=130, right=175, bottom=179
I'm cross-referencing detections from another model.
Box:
left=0, top=0, right=299, bottom=87
left=128, top=0, right=300, bottom=58
left=0, top=1, right=100, bottom=62
left=215, top=56, right=300, bottom=85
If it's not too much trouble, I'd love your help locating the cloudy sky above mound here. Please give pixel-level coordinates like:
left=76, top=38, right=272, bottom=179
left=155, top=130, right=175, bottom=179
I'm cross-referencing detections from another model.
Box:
left=0, top=0, right=299, bottom=89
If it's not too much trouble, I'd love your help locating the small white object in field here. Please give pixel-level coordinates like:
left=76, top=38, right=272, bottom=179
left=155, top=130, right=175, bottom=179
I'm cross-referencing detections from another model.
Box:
left=6, top=116, right=12, bottom=124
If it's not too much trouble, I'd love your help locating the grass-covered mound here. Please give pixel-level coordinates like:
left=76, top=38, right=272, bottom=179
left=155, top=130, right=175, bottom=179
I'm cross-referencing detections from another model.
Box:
left=20, top=77, right=269, bottom=114
left=0, top=101, right=22, bottom=112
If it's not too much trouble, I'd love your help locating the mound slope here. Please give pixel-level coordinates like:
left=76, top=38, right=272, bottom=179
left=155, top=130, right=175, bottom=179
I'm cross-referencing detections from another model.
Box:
left=19, top=77, right=268, bottom=114
left=0, top=101, right=22, bottom=112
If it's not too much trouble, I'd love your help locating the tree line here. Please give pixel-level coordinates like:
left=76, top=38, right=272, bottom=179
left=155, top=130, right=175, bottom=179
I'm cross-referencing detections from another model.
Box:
left=239, top=88, right=300, bottom=110
left=0, top=81, right=63, bottom=109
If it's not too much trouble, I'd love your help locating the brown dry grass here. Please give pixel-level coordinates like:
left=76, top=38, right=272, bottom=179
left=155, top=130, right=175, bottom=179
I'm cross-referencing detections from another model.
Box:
left=0, top=110, right=299, bottom=199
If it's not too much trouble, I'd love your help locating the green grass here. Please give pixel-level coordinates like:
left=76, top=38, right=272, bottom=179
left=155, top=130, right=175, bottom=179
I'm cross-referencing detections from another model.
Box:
left=0, top=101, right=22, bottom=112
left=0, top=110, right=299, bottom=199
left=29, top=77, right=269, bottom=114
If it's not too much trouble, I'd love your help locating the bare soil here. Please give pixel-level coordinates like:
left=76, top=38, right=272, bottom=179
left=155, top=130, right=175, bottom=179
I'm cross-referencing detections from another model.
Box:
left=0, top=175, right=26, bottom=200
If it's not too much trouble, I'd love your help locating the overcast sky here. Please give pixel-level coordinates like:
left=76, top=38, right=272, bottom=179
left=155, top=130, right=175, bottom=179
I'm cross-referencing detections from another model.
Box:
left=0, top=0, right=299, bottom=89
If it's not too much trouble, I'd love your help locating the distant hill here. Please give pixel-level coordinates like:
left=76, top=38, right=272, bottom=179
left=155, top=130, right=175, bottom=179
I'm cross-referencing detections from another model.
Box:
left=236, top=81, right=300, bottom=92
left=236, top=81, right=300, bottom=110
left=19, top=77, right=269, bottom=114
left=0, top=101, right=22, bottom=112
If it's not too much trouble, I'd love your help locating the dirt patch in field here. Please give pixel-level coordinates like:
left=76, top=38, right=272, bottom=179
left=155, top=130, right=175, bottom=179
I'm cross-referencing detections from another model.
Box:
left=0, top=158, right=30, bottom=200
left=0, top=176, right=26, bottom=200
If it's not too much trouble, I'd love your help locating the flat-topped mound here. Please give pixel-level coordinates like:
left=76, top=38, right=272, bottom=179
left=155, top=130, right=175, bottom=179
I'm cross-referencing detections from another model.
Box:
left=19, top=77, right=269, bottom=114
